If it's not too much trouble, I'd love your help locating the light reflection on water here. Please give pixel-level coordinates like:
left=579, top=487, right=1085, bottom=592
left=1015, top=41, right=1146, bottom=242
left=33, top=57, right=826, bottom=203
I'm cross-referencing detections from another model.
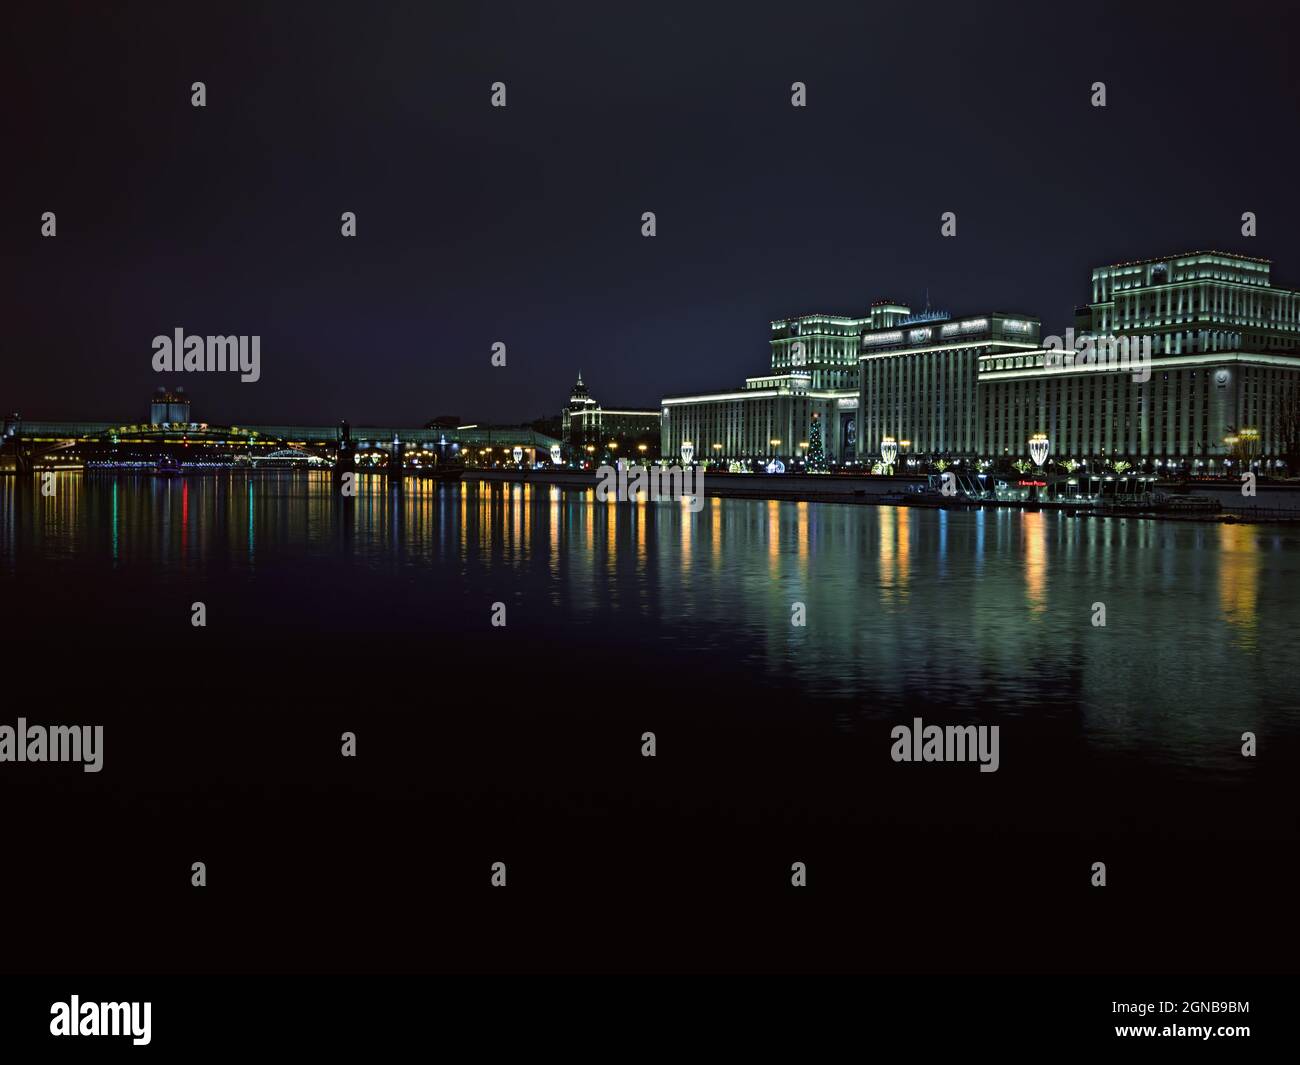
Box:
left=2, top=471, right=1296, bottom=769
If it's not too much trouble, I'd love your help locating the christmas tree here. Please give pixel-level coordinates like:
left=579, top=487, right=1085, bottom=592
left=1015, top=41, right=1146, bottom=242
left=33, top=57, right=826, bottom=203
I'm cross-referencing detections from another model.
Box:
left=807, top=413, right=827, bottom=471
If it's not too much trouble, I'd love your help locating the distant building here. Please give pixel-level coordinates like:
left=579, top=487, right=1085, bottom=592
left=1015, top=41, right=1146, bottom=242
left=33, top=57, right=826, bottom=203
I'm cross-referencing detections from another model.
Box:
left=561, top=372, right=660, bottom=458
left=150, top=387, right=191, bottom=425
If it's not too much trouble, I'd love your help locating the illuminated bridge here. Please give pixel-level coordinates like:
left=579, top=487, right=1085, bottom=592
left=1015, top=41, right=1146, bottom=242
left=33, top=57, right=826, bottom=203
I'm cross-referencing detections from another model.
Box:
left=0, top=414, right=561, bottom=473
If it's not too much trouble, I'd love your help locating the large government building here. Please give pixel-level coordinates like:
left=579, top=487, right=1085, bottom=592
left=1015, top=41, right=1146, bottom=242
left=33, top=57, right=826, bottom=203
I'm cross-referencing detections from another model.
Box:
left=660, top=304, right=907, bottom=466
left=661, top=250, right=1300, bottom=471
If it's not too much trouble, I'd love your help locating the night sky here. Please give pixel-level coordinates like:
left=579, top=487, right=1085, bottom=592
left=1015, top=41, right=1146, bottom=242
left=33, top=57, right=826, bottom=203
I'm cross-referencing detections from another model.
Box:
left=7, top=1, right=1300, bottom=425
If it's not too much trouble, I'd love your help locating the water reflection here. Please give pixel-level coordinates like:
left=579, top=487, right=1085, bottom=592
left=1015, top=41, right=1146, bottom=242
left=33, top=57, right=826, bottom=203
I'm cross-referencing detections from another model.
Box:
left=878, top=505, right=911, bottom=603
left=767, top=499, right=779, bottom=576
left=1, top=472, right=1293, bottom=773
left=1217, top=522, right=1259, bottom=650
left=1023, top=510, right=1047, bottom=615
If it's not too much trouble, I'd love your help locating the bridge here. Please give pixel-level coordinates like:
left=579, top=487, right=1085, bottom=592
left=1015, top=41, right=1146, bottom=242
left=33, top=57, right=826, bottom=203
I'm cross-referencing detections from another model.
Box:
left=1, top=413, right=562, bottom=474
left=252, top=448, right=330, bottom=467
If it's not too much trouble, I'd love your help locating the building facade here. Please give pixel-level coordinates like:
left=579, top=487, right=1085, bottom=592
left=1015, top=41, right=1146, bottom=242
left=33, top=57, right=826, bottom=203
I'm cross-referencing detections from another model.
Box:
left=663, top=250, right=1300, bottom=472
left=661, top=302, right=925, bottom=465
left=858, top=312, right=1043, bottom=460
left=975, top=251, right=1300, bottom=468
left=562, top=372, right=661, bottom=457
left=150, top=387, right=191, bottom=425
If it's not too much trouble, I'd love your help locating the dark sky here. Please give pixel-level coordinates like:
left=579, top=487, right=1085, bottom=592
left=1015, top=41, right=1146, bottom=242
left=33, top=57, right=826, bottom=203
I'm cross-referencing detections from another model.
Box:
left=6, top=1, right=1299, bottom=425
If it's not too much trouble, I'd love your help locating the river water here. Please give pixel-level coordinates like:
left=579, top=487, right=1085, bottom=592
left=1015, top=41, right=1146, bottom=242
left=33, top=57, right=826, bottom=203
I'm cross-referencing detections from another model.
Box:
left=1, top=471, right=1296, bottom=971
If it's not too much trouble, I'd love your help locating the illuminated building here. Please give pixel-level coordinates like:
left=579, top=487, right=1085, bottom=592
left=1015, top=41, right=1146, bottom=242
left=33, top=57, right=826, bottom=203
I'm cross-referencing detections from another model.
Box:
left=150, top=387, right=191, bottom=425
left=659, top=303, right=914, bottom=464
left=561, top=371, right=660, bottom=457
left=859, top=312, right=1042, bottom=459
left=976, top=251, right=1300, bottom=467
left=664, top=251, right=1300, bottom=470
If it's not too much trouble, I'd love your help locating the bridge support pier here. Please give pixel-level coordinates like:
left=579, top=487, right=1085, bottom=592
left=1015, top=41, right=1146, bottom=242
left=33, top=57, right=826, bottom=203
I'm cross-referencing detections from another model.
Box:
left=332, top=420, right=356, bottom=494
left=387, top=439, right=404, bottom=490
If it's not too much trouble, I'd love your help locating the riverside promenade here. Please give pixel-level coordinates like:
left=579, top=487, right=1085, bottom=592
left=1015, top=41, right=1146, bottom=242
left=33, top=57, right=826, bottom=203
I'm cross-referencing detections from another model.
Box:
left=465, top=468, right=1300, bottom=522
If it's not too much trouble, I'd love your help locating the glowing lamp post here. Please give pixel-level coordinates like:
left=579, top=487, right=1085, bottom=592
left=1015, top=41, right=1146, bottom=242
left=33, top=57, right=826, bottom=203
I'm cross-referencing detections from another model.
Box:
left=881, top=436, right=898, bottom=468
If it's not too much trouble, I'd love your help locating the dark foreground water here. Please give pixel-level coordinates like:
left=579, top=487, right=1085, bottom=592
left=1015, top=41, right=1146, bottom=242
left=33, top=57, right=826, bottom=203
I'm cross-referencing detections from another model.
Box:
left=1, top=472, right=1297, bottom=973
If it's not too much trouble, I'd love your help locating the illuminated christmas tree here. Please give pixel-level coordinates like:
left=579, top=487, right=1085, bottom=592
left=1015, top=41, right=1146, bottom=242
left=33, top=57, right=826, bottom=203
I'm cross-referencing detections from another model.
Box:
left=807, top=413, right=826, bottom=471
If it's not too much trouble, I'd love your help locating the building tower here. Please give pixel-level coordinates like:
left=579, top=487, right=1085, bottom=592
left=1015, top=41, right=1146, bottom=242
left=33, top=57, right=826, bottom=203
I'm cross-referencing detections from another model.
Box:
left=151, top=386, right=191, bottom=425
left=561, top=371, right=599, bottom=445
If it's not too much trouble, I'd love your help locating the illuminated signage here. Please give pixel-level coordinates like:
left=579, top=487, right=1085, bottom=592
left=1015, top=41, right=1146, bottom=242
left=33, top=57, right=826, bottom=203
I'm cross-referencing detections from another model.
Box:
left=907, top=327, right=932, bottom=344
left=940, top=318, right=990, bottom=336
left=862, top=330, right=903, bottom=347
